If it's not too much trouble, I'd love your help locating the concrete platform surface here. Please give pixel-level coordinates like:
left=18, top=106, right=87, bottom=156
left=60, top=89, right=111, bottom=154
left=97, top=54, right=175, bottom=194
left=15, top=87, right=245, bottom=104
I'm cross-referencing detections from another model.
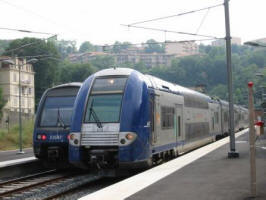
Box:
left=81, top=129, right=266, bottom=200
left=127, top=132, right=266, bottom=200
left=0, top=148, right=34, bottom=162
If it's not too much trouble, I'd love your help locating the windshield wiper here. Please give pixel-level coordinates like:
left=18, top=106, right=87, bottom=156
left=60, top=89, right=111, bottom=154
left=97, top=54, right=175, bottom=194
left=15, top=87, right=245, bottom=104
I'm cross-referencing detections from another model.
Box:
left=57, top=107, right=67, bottom=129
left=89, top=99, right=103, bottom=128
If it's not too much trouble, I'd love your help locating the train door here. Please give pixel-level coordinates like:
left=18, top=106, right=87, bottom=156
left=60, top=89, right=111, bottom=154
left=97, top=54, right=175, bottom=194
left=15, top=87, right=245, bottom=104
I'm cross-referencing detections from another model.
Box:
left=150, top=93, right=160, bottom=145
left=175, top=105, right=183, bottom=152
left=211, top=109, right=215, bottom=132
left=211, top=109, right=219, bottom=134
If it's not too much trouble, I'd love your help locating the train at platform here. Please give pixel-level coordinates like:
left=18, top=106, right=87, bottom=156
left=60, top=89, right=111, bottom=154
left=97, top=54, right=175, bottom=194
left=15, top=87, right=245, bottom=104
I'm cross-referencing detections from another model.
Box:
left=33, top=82, right=82, bottom=167
left=68, top=68, right=248, bottom=169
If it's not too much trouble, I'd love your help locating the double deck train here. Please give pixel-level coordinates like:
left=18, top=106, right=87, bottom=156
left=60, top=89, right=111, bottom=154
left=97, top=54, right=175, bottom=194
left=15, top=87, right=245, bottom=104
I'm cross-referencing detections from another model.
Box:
left=68, top=68, right=248, bottom=169
left=33, top=82, right=82, bottom=167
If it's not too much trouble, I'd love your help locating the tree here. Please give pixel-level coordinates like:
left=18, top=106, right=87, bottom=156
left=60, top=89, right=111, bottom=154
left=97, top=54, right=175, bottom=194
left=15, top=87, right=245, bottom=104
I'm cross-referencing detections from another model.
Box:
left=0, top=40, right=11, bottom=55
left=4, top=37, right=60, bottom=104
left=0, top=88, right=6, bottom=120
left=79, top=41, right=95, bottom=53
left=58, top=61, right=96, bottom=83
left=209, top=84, right=228, bottom=100
left=111, top=41, right=131, bottom=53
left=56, top=40, right=77, bottom=58
left=144, top=39, right=165, bottom=53
left=90, top=55, right=115, bottom=69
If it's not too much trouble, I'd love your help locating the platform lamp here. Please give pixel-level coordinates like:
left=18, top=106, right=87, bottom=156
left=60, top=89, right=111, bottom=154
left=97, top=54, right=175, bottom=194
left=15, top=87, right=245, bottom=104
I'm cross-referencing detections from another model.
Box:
left=244, top=41, right=266, bottom=48
left=2, top=57, right=38, bottom=154
left=244, top=41, right=266, bottom=123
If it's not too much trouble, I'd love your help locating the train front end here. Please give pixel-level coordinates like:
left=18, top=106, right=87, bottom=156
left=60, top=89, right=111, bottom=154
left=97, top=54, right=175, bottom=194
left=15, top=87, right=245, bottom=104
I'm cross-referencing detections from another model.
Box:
left=33, top=83, right=81, bottom=167
left=69, top=68, right=151, bottom=169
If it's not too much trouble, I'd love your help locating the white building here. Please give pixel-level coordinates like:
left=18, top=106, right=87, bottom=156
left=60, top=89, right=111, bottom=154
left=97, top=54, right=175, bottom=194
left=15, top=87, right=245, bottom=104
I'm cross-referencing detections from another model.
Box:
left=0, top=56, right=35, bottom=126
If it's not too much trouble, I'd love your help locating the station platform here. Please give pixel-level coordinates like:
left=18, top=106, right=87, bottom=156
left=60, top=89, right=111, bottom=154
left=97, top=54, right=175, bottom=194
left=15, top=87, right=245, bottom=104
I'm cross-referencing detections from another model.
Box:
left=81, top=129, right=266, bottom=200
left=0, top=148, right=34, bottom=162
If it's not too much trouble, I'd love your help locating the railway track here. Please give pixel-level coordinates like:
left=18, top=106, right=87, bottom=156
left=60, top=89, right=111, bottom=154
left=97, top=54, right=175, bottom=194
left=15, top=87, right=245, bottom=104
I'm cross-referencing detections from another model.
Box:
left=0, top=170, right=103, bottom=200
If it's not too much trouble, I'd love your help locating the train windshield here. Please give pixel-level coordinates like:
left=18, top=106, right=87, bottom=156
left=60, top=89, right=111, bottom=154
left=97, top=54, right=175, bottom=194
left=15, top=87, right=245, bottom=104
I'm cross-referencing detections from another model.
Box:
left=84, top=77, right=127, bottom=123
left=40, top=96, right=76, bottom=127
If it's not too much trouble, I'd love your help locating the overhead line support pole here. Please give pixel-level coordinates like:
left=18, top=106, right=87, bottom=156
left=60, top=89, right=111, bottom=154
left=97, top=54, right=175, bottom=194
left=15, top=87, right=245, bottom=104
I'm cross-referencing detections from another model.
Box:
left=224, top=0, right=239, bottom=158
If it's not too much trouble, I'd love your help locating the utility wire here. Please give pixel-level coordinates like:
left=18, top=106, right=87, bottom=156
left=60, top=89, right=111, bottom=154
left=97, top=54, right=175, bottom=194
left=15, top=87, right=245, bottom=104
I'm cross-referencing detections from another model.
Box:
left=195, top=8, right=210, bottom=34
left=128, top=3, right=223, bottom=26
left=0, top=0, right=87, bottom=41
left=101, top=38, right=224, bottom=49
left=0, top=27, right=55, bottom=35
left=121, top=24, right=219, bottom=39
left=4, top=35, right=57, bottom=54
left=17, top=54, right=60, bottom=59
left=0, top=0, right=61, bottom=29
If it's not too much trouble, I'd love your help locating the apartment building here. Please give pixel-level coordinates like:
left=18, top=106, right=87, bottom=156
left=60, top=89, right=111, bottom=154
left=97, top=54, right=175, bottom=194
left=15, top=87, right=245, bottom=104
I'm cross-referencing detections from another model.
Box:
left=68, top=51, right=108, bottom=63
left=114, top=52, right=175, bottom=68
left=212, top=37, right=241, bottom=46
left=165, top=41, right=199, bottom=56
left=0, top=56, right=35, bottom=126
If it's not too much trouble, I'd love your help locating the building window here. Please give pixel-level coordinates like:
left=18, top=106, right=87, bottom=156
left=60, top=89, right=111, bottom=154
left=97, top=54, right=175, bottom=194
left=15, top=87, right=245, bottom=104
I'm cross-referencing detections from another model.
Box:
left=13, top=98, right=17, bottom=107
left=161, top=106, right=175, bottom=129
left=22, top=87, right=25, bottom=95
left=13, top=73, right=17, bottom=82
left=28, top=88, right=32, bottom=95
left=21, top=98, right=24, bottom=107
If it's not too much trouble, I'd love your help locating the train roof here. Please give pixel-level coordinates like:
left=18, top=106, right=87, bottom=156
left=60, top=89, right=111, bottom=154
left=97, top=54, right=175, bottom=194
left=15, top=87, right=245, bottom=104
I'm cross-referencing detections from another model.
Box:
left=90, top=68, right=250, bottom=108
left=92, top=68, right=212, bottom=101
left=94, top=68, right=134, bottom=77
left=144, top=74, right=212, bottom=101
left=50, top=82, right=82, bottom=90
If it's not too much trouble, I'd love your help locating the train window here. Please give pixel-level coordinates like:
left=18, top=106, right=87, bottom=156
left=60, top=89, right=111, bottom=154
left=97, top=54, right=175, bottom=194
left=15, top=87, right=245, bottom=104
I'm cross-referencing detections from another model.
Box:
left=183, top=94, right=208, bottom=109
left=224, top=112, right=228, bottom=122
left=161, top=106, right=175, bottom=129
left=215, top=112, right=219, bottom=124
left=91, top=77, right=127, bottom=94
left=40, top=96, right=76, bottom=127
left=84, top=94, right=123, bottom=123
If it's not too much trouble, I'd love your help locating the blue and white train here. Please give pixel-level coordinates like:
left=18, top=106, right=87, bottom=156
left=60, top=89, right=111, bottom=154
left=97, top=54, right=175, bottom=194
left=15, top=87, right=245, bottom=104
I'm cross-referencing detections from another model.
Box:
left=68, top=68, right=248, bottom=169
left=33, top=82, right=82, bottom=167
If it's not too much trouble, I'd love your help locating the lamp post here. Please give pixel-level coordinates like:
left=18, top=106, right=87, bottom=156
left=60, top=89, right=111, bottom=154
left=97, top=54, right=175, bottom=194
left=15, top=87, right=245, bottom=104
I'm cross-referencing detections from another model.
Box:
left=224, top=0, right=239, bottom=158
left=17, top=58, right=38, bottom=154
left=2, top=57, right=37, bottom=154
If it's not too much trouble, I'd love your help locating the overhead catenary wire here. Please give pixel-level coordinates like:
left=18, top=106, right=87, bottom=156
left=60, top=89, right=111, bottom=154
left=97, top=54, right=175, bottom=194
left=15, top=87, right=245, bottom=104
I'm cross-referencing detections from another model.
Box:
left=0, top=27, right=55, bottom=35
left=128, top=3, right=223, bottom=26
left=121, top=24, right=219, bottom=39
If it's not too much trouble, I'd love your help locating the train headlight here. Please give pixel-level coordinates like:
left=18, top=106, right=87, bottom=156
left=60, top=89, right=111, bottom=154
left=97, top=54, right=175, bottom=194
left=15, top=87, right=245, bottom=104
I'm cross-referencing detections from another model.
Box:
left=119, top=132, right=137, bottom=146
left=69, top=132, right=81, bottom=146
left=37, top=134, right=47, bottom=141
left=69, top=134, right=75, bottom=140
left=126, top=133, right=136, bottom=140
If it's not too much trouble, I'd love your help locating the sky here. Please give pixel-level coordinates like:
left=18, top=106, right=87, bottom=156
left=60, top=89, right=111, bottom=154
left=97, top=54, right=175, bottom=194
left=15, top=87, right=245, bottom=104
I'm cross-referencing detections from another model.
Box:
left=0, top=0, right=265, bottom=47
